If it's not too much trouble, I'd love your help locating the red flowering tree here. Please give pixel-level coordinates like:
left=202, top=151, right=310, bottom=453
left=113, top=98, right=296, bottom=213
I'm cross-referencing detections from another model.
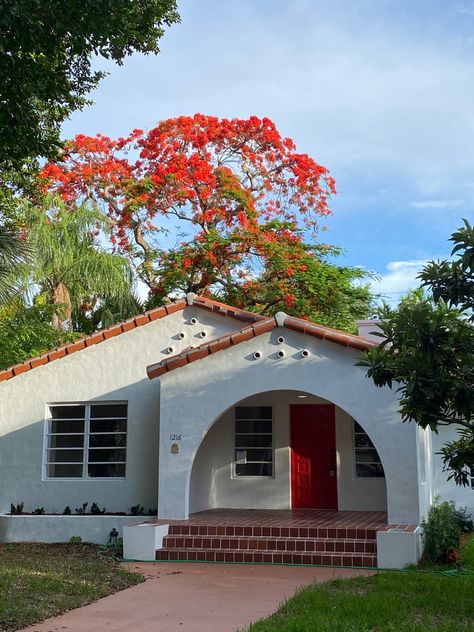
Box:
left=41, top=114, right=371, bottom=328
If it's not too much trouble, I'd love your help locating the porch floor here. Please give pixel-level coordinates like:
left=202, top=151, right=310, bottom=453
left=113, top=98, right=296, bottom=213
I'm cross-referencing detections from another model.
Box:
left=155, top=508, right=388, bottom=531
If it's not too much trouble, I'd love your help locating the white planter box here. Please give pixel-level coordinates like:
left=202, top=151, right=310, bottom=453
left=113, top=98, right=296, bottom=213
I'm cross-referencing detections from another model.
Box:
left=0, top=514, right=144, bottom=544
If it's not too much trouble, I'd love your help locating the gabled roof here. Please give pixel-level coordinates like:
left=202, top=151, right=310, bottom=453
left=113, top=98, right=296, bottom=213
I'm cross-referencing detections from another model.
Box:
left=146, top=311, right=376, bottom=380
left=0, top=295, right=265, bottom=383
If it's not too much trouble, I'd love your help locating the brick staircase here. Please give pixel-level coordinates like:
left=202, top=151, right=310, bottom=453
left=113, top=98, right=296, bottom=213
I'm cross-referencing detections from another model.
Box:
left=154, top=509, right=386, bottom=567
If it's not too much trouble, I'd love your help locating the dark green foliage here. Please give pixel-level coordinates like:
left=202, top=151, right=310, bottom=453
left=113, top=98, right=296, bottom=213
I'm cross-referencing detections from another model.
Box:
left=454, top=507, right=474, bottom=533
left=0, top=300, right=77, bottom=370
left=9, top=502, right=24, bottom=515
left=421, top=500, right=461, bottom=564
left=359, top=220, right=474, bottom=485
left=90, top=502, right=106, bottom=515
left=63, top=506, right=72, bottom=515
left=32, top=507, right=45, bottom=515
left=69, top=536, right=83, bottom=544
left=130, top=504, right=144, bottom=516
left=0, top=0, right=180, bottom=171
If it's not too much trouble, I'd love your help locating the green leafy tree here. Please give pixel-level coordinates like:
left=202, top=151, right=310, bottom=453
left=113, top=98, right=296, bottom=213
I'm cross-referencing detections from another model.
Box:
left=0, top=299, right=77, bottom=369
left=25, top=197, right=136, bottom=330
left=0, top=0, right=180, bottom=172
left=360, top=220, right=474, bottom=485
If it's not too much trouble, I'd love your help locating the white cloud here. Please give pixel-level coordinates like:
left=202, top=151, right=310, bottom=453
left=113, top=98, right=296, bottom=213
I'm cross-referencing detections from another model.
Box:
left=409, top=199, right=465, bottom=209
left=371, top=260, right=429, bottom=302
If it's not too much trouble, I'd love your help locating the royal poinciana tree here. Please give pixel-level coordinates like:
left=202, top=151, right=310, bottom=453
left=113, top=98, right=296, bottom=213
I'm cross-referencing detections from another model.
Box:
left=40, top=114, right=372, bottom=328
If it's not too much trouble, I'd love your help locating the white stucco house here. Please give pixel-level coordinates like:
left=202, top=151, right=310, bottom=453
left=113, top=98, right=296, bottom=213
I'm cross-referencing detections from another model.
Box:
left=0, top=294, right=470, bottom=568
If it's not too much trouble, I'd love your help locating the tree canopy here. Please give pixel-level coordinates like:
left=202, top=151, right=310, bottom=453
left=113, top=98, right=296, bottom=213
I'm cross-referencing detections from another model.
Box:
left=0, top=0, right=180, bottom=172
left=40, top=114, right=373, bottom=328
left=360, top=220, right=474, bottom=485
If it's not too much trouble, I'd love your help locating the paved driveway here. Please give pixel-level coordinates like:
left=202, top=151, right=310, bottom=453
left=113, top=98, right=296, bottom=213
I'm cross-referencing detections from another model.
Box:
left=21, top=562, right=373, bottom=632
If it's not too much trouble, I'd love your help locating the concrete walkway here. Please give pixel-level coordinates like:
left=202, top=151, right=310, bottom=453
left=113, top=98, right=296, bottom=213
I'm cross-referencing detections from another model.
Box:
left=21, top=562, right=374, bottom=632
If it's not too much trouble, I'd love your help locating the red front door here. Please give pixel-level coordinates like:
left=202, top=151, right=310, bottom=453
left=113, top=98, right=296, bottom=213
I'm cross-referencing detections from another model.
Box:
left=291, top=404, right=337, bottom=509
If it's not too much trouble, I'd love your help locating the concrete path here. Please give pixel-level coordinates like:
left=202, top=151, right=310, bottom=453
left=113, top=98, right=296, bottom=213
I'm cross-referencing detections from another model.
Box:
left=21, top=562, right=374, bottom=632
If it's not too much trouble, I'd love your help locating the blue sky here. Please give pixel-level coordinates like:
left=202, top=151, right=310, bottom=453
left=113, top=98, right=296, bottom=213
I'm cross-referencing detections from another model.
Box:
left=62, top=0, right=474, bottom=303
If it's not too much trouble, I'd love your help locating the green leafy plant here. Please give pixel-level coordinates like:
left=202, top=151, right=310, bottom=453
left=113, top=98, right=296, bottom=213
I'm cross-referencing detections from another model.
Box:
left=69, top=536, right=83, bottom=544
left=63, top=506, right=72, bottom=515
left=114, top=537, right=123, bottom=558
left=421, top=499, right=461, bottom=564
left=454, top=506, right=473, bottom=533
left=90, top=502, right=106, bottom=515
left=32, top=507, right=45, bottom=515
left=10, top=502, right=24, bottom=515
left=130, top=504, right=144, bottom=516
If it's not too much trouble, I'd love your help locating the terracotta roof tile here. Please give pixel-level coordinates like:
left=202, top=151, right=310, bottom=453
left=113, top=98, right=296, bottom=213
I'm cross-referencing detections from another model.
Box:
left=146, top=312, right=376, bottom=380
left=0, top=295, right=266, bottom=384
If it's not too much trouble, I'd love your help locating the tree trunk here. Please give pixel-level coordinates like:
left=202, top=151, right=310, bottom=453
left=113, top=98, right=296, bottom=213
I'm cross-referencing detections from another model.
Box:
left=51, top=282, right=73, bottom=330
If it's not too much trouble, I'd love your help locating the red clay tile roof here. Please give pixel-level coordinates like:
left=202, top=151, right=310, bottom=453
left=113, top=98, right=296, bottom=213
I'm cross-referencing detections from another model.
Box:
left=146, top=312, right=376, bottom=380
left=0, top=295, right=265, bottom=383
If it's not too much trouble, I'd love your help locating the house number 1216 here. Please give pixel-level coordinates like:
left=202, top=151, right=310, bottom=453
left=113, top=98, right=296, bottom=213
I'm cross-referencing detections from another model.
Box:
left=169, top=433, right=182, bottom=441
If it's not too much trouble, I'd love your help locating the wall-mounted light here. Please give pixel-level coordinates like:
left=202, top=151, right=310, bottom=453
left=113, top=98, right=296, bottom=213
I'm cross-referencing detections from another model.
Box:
left=178, top=332, right=185, bottom=339
left=297, top=394, right=308, bottom=399
left=253, top=351, right=262, bottom=359
left=190, top=317, right=198, bottom=325
left=277, top=350, right=285, bottom=358
left=277, top=335, right=285, bottom=344
left=301, top=349, right=310, bottom=358
left=198, top=331, right=207, bottom=338
left=167, top=346, right=174, bottom=354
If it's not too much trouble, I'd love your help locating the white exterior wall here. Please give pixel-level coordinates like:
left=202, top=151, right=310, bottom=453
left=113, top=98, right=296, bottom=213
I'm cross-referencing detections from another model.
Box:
left=190, top=391, right=387, bottom=513
left=0, top=307, right=240, bottom=516
left=158, top=326, right=420, bottom=524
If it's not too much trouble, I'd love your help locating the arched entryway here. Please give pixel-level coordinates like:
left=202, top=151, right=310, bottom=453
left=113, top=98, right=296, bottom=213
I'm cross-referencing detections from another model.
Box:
left=189, top=390, right=387, bottom=515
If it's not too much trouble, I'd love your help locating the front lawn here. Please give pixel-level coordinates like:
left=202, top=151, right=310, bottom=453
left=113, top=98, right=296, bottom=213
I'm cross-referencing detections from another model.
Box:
left=0, top=543, right=144, bottom=631
left=247, top=571, right=474, bottom=631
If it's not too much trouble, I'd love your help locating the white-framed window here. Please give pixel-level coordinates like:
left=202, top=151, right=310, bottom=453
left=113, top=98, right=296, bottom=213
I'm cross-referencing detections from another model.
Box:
left=353, top=420, right=385, bottom=478
left=44, top=402, right=127, bottom=479
left=234, top=406, right=273, bottom=477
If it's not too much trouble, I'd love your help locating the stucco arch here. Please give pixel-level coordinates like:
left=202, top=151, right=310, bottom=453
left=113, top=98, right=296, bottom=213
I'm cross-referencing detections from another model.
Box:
left=188, top=388, right=389, bottom=514
left=157, top=328, right=421, bottom=524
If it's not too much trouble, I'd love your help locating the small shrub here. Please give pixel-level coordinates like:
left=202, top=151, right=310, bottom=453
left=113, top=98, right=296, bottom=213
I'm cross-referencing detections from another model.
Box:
left=90, top=502, right=106, bottom=515
left=32, top=507, right=45, bottom=515
left=459, top=533, right=474, bottom=569
left=75, top=502, right=88, bottom=514
left=10, top=502, right=24, bottom=515
left=63, top=506, right=72, bottom=515
left=148, top=508, right=158, bottom=516
left=115, top=536, right=123, bottom=558
left=130, top=504, right=144, bottom=516
left=69, top=535, right=82, bottom=544
left=421, top=500, right=461, bottom=564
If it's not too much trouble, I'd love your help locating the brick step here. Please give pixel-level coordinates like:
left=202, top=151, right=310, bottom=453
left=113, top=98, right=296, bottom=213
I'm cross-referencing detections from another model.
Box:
left=155, top=548, right=377, bottom=567
left=162, top=535, right=376, bottom=554
left=167, top=524, right=377, bottom=540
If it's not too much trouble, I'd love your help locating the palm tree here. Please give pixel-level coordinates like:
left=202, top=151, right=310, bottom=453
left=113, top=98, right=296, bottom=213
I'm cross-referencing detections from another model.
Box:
left=0, top=224, right=29, bottom=303
left=26, top=197, right=136, bottom=330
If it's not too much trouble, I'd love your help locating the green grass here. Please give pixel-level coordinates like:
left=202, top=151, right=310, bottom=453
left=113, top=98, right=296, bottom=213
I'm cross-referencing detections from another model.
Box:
left=0, top=543, right=144, bottom=631
left=246, top=571, right=474, bottom=631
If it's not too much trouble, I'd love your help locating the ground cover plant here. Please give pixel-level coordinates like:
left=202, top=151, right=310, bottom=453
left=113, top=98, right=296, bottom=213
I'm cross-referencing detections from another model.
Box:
left=0, top=542, right=143, bottom=631
left=246, top=570, right=474, bottom=632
